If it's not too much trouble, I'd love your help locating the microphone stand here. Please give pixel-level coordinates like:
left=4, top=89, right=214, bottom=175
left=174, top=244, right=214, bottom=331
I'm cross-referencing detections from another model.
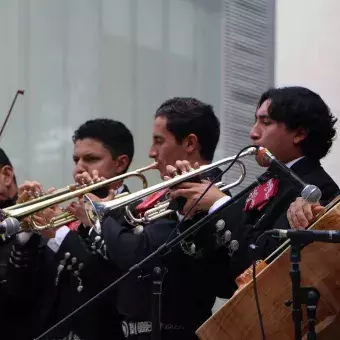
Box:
left=285, top=242, right=320, bottom=340
left=151, top=266, right=167, bottom=340
left=35, top=177, right=265, bottom=340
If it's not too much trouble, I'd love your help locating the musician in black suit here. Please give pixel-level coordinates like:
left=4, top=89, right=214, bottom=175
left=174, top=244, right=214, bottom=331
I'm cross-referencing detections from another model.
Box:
left=0, top=149, right=22, bottom=338
left=168, top=86, right=339, bottom=285
left=74, top=97, right=231, bottom=340
left=0, top=148, right=18, bottom=283
left=5, top=118, right=134, bottom=340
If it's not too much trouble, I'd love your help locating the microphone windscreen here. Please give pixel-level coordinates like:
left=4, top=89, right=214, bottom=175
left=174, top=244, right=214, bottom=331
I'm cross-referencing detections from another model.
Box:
left=301, top=185, right=322, bottom=204
left=2, top=217, right=21, bottom=236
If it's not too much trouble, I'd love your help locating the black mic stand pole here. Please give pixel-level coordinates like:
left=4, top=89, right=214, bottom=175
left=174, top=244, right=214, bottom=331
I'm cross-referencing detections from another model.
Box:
left=151, top=265, right=167, bottom=340
left=35, top=177, right=264, bottom=340
left=285, top=241, right=320, bottom=340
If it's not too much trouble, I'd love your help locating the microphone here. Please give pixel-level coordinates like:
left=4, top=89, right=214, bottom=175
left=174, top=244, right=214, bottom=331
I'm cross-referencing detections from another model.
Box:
left=265, top=229, right=340, bottom=243
left=257, top=147, right=322, bottom=203
left=0, top=217, right=21, bottom=237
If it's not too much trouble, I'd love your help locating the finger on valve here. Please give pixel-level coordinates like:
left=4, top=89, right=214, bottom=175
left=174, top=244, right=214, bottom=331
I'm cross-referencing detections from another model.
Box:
left=175, top=160, right=191, bottom=174
left=17, top=190, right=31, bottom=204
left=18, top=181, right=43, bottom=195
left=17, top=181, right=45, bottom=202
left=75, top=172, right=92, bottom=186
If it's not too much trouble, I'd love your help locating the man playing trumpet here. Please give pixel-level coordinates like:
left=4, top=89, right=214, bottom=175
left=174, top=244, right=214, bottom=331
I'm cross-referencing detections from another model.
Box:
left=74, top=97, right=232, bottom=340
left=6, top=118, right=134, bottom=340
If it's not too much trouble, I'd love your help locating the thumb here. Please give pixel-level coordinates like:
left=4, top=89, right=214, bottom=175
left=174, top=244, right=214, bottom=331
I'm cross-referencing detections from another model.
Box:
left=102, top=189, right=115, bottom=202
left=201, top=179, right=211, bottom=184
left=85, top=193, right=101, bottom=202
left=312, top=204, right=326, bottom=216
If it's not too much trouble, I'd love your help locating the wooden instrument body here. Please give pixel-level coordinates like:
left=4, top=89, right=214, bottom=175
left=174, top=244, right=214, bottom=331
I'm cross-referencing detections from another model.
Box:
left=196, top=198, right=340, bottom=340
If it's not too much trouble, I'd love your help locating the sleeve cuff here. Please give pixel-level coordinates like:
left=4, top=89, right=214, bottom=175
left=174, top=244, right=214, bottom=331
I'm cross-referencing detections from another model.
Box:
left=208, top=195, right=232, bottom=215
left=47, top=226, right=70, bottom=253
left=16, top=231, right=33, bottom=245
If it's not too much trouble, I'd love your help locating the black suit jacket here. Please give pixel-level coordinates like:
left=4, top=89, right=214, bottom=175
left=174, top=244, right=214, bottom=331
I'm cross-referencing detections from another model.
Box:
left=4, top=185, right=131, bottom=340
left=87, top=168, right=234, bottom=340
left=206, top=157, right=339, bottom=290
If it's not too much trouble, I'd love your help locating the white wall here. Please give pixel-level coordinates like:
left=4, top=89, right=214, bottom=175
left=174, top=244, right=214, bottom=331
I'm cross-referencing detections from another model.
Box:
left=275, top=0, right=340, bottom=185
left=0, top=0, right=223, bottom=191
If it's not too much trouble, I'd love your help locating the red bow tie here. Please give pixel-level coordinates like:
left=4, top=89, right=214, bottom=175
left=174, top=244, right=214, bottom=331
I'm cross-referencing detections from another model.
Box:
left=243, top=178, right=279, bottom=212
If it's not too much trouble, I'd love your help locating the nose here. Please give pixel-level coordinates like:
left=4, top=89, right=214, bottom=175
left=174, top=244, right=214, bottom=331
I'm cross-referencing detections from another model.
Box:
left=73, top=160, right=87, bottom=176
left=149, top=145, right=157, bottom=159
left=250, top=124, right=260, bottom=142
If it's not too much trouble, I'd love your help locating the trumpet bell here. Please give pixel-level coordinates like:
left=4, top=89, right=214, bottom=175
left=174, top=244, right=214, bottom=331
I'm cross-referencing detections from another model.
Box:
left=84, top=195, right=105, bottom=233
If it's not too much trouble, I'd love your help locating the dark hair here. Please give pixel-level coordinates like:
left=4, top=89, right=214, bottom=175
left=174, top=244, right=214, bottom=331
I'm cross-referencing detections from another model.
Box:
left=0, top=148, right=13, bottom=168
left=0, top=148, right=17, bottom=185
left=72, top=118, right=134, bottom=170
left=155, top=97, right=220, bottom=161
left=258, top=86, right=337, bottom=160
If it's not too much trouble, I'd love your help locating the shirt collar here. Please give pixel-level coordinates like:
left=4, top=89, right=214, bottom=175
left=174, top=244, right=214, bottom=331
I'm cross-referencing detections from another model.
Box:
left=285, top=156, right=305, bottom=169
left=115, top=185, right=125, bottom=195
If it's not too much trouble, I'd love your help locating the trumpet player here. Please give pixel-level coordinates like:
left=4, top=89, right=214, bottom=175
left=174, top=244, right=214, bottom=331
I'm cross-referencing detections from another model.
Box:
left=6, top=118, right=134, bottom=340
left=167, top=86, right=339, bottom=288
left=77, top=97, right=234, bottom=340
left=0, top=148, right=27, bottom=340
left=0, top=148, right=18, bottom=280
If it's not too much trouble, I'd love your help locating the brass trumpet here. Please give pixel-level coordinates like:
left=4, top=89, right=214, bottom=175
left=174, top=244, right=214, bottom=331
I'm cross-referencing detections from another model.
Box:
left=124, top=160, right=246, bottom=226
left=84, top=147, right=257, bottom=230
left=1, top=162, right=158, bottom=231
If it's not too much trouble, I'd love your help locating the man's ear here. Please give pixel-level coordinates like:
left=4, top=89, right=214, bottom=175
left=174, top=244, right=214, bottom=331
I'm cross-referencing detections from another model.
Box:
left=183, top=134, right=198, bottom=154
left=1, top=165, right=14, bottom=187
left=293, top=128, right=308, bottom=145
left=115, top=155, right=130, bottom=174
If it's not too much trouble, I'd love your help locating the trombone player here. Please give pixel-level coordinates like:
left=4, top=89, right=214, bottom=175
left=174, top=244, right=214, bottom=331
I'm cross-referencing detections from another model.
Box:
left=6, top=118, right=134, bottom=340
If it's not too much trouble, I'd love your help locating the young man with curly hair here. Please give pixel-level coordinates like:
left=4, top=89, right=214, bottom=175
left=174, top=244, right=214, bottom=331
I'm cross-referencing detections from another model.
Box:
left=168, top=86, right=339, bottom=282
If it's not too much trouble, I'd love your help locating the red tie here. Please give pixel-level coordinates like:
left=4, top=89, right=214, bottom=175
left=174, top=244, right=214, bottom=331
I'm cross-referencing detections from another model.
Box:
left=67, top=220, right=81, bottom=231
left=243, top=178, right=279, bottom=212
left=135, top=189, right=169, bottom=214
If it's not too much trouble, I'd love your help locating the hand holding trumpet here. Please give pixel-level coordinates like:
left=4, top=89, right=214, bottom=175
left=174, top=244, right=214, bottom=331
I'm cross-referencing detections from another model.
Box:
left=18, top=181, right=63, bottom=238
left=67, top=170, right=116, bottom=227
left=165, top=160, right=227, bottom=217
